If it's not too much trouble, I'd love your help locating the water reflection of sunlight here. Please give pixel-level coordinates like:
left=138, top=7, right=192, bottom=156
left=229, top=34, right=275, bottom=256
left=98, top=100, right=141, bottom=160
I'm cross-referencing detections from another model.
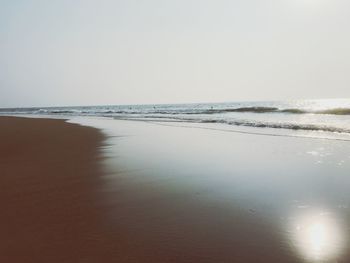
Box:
left=290, top=210, right=344, bottom=262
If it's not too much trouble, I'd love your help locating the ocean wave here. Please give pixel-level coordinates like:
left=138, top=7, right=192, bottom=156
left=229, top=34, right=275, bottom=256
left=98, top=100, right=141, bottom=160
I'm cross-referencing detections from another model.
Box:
left=3, top=106, right=350, bottom=116
left=316, top=108, right=350, bottom=115
left=199, top=119, right=350, bottom=134
left=43, top=110, right=76, bottom=114
left=106, top=107, right=350, bottom=115
left=280, top=109, right=308, bottom=114
left=113, top=115, right=350, bottom=134
left=120, top=114, right=350, bottom=134
left=201, top=107, right=350, bottom=115
left=204, top=107, right=279, bottom=114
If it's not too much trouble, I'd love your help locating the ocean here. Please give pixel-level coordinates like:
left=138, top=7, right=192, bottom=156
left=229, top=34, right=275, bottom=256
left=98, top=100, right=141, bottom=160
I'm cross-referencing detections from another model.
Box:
left=2, top=99, right=350, bottom=140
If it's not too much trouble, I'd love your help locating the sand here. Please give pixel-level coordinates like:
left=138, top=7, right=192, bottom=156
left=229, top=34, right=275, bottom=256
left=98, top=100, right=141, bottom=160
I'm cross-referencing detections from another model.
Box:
left=74, top=117, right=350, bottom=263
left=2, top=116, right=349, bottom=263
left=0, top=117, right=133, bottom=262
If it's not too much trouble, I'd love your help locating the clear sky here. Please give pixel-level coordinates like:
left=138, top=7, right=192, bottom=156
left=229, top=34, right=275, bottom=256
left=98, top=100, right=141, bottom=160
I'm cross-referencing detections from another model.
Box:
left=1, top=0, right=350, bottom=107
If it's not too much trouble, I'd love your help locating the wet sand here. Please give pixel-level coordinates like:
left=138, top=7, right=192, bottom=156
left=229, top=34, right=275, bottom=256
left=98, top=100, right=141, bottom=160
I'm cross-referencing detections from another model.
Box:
left=0, top=117, right=130, bottom=262
left=73, top=117, right=350, bottom=263
left=0, top=116, right=296, bottom=263
left=2, top=116, right=350, bottom=263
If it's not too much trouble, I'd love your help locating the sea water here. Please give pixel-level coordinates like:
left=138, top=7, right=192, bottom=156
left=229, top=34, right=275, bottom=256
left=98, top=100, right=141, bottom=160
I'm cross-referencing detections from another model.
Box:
left=2, top=99, right=350, bottom=140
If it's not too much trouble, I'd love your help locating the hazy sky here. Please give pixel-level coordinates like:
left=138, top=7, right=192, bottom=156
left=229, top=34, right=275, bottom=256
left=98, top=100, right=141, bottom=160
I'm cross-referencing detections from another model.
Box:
left=1, top=0, right=350, bottom=107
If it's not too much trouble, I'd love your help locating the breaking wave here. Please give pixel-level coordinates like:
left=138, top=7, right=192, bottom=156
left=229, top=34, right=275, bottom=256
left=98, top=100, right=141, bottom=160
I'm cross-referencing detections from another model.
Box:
left=198, top=119, right=350, bottom=134
left=200, top=107, right=350, bottom=115
left=1, top=100, right=350, bottom=136
left=2, top=106, right=350, bottom=116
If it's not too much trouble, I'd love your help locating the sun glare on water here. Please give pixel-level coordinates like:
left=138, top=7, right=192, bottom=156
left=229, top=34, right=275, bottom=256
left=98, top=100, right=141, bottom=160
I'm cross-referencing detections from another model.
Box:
left=290, top=210, right=345, bottom=262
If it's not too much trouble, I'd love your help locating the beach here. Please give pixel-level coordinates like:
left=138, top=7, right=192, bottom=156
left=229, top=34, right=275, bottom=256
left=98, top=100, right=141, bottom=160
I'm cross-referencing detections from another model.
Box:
left=2, top=0, right=349, bottom=260
left=0, top=117, right=136, bottom=262
left=1, top=116, right=350, bottom=262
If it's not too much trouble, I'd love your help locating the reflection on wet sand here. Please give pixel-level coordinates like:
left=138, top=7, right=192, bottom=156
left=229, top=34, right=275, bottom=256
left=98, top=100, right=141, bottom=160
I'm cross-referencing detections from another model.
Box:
left=289, top=209, right=345, bottom=262
left=70, top=118, right=350, bottom=263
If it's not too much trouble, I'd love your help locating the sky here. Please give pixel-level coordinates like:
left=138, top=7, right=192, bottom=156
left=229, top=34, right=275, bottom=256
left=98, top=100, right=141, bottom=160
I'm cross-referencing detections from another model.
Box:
left=1, top=0, right=350, bottom=107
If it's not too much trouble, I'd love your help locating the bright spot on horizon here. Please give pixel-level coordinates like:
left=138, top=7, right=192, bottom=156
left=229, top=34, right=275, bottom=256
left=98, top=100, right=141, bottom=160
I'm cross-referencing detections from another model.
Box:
left=290, top=210, right=344, bottom=262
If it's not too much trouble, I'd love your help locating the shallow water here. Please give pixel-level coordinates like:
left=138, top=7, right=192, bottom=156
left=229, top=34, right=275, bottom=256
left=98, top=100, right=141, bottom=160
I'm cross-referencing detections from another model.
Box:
left=70, top=117, right=350, bottom=263
left=3, top=99, right=350, bottom=139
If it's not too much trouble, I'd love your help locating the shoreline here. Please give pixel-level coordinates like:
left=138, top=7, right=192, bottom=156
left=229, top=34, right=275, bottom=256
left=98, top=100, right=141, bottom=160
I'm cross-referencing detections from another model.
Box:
left=2, top=116, right=350, bottom=262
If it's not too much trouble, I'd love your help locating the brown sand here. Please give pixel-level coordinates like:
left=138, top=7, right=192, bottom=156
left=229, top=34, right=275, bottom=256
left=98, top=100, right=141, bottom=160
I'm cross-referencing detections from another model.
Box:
left=0, top=117, right=124, bottom=262
left=0, top=116, right=300, bottom=263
